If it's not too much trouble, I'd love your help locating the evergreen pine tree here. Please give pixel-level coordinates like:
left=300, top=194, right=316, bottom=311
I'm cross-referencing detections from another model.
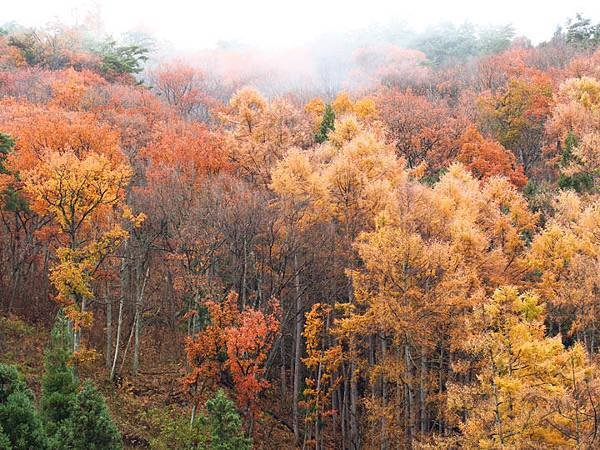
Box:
left=0, top=424, right=10, bottom=450
left=558, top=132, right=593, bottom=192
left=0, top=392, right=48, bottom=450
left=560, top=131, right=578, bottom=166
left=315, top=104, right=335, bottom=143
left=0, top=364, right=48, bottom=450
left=53, top=381, right=122, bottom=450
left=96, top=38, right=149, bottom=75
left=0, top=132, right=15, bottom=174
left=42, top=315, right=77, bottom=437
left=203, top=389, right=252, bottom=450
left=0, top=132, right=28, bottom=212
left=0, top=364, right=26, bottom=402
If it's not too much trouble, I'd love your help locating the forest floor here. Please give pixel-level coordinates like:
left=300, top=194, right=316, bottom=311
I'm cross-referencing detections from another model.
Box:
left=0, top=314, right=295, bottom=449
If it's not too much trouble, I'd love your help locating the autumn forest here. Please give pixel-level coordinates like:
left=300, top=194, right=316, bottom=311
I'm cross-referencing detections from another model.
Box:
left=0, top=10, right=600, bottom=450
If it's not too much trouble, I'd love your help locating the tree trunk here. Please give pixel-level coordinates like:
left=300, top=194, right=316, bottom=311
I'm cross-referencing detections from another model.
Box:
left=280, top=336, right=287, bottom=416
left=8, top=266, right=21, bottom=314
left=105, top=286, right=112, bottom=369
left=110, top=252, right=127, bottom=381
left=241, top=237, right=247, bottom=308
left=293, top=253, right=303, bottom=445
left=438, top=346, right=445, bottom=435
left=342, top=370, right=349, bottom=449
left=73, top=297, right=85, bottom=353
left=404, top=344, right=413, bottom=448
left=350, top=357, right=359, bottom=449
left=420, top=349, right=426, bottom=435
left=380, top=337, right=388, bottom=450
left=132, top=263, right=150, bottom=376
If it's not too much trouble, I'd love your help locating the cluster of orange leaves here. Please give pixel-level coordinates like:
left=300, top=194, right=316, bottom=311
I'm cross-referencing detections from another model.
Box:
left=458, top=125, right=527, bottom=187
left=183, top=291, right=281, bottom=415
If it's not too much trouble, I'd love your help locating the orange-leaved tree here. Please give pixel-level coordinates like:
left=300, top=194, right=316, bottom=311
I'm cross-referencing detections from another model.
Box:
left=226, top=297, right=280, bottom=420
left=478, top=71, right=553, bottom=175
left=184, top=291, right=280, bottom=429
left=458, top=125, right=527, bottom=187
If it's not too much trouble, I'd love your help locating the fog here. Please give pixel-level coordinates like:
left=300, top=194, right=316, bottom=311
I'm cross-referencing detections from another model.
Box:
left=5, top=0, right=600, bottom=50
left=3, top=1, right=600, bottom=97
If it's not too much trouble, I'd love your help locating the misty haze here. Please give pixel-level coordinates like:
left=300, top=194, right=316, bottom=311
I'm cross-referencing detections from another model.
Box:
left=1, top=1, right=600, bottom=449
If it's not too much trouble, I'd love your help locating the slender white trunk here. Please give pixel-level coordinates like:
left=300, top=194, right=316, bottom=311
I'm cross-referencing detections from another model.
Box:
left=106, top=287, right=112, bottom=368
left=73, top=297, right=86, bottom=353
left=110, top=253, right=127, bottom=381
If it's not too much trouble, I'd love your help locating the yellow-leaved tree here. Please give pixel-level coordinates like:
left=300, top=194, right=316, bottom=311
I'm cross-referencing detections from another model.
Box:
left=23, top=149, right=140, bottom=358
left=334, top=164, right=538, bottom=448
left=526, top=190, right=600, bottom=351
left=271, top=113, right=405, bottom=448
left=301, top=303, right=342, bottom=449
left=222, top=86, right=312, bottom=186
left=446, top=286, right=599, bottom=449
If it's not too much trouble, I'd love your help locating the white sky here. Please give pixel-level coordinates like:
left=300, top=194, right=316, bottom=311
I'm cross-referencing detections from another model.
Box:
left=3, top=0, right=600, bottom=50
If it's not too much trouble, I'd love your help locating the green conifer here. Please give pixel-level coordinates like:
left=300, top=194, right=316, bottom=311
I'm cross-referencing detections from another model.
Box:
left=53, top=381, right=122, bottom=450
left=41, top=315, right=77, bottom=437
left=0, top=364, right=48, bottom=449
left=315, top=104, right=335, bottom=143
left=203, top=389, right=252, bottom=450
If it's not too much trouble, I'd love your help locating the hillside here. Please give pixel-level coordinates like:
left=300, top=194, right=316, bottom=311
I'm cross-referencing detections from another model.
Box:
left=1, top=12, right=600, bottom=449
